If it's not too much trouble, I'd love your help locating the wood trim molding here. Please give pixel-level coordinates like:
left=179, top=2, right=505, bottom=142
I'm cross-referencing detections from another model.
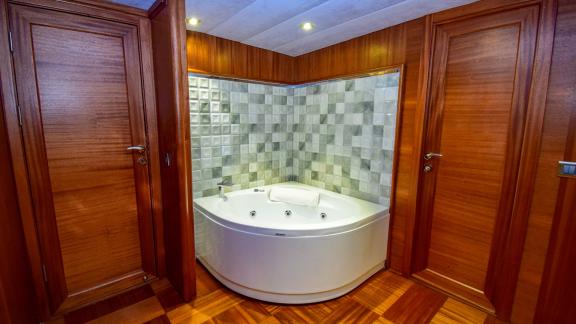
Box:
left=173, top=0, right=196, bottom=301
left=138, top=15, right=166, bottom=278
left=147, top=0, right=166, bottom=19
left=403, top=14, right=433, bottom=275
left=150, top=0, right=196, bottom=302
left=8, top=0, right=146, bottom=23
left=0, top=0, right=50, bottom=318
left=487, top=0, right=558, bottom=319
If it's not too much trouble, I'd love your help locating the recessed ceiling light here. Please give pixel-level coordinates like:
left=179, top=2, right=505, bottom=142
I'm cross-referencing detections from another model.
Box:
left=300, top=22, right=315, bottom=31
left=187, top=17, right=201, bottom=27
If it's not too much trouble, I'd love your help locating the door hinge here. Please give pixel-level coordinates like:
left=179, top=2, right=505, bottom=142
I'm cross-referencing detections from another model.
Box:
left=8, top=31, right=14, bottom=53
left=41, top=264, right=48, bottom=282
left=16, top=104, right=23, bottom=126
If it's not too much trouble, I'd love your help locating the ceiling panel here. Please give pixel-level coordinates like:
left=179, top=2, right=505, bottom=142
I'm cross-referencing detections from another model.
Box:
left=110, top=0, right=479, bottom=56
left=185, top=0, right=478, bottom=56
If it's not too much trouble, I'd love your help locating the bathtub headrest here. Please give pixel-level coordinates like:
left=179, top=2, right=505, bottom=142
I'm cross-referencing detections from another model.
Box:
left=268, top=187, right=320, bottom=208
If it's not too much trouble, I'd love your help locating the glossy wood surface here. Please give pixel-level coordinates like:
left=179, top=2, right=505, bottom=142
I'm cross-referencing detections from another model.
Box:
left=530, top=0, right=576, bottom=322
left=9, top=3, right=157, bottom=314
left=511, top=1, right=573, bottom=322
left=0, top=0, right=50, bottom=316
left=414, top=5, right=539, bottom=314
left=51, top=266, right=498, bottom=324
left=187, top=31, right=294, bottom=84
left=151, top=0, right=196, bottom=301
left=0, top=82, right=38, bottom=324
left=534, top=97, right=576, bottom=322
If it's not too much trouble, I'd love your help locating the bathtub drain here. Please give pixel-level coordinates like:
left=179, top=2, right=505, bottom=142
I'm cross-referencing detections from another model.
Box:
left=320, top=212, right=327, bottom=219
left=284, top=210, right=292, bottom=217
left=249, top=210, right=256, bottom=217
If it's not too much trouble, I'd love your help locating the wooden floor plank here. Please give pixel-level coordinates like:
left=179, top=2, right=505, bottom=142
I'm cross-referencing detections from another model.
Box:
left=350, top=270, right=414, bottom=315
left=207, top=300, right=272, bottom=324
left=64, top=285, right=155, bottom=324
left=320, top=298, right=380, bottom=323
left=86, top=297, right=164, bottom=324
left=431, top=298, right=488, bottom=324
left=382, top=284, right=448, bottom=324
left=58, top=268, right=493, bottom=323
left=167, top=289, right=243, bottom=323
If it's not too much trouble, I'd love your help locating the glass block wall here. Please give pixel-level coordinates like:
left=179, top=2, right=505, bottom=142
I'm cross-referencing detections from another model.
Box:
left=189, top=77, right=294, bottom=198
left=189, top=72, right=400, bottom=205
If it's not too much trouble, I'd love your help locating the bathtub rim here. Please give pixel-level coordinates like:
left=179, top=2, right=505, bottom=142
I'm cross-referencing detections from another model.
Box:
left=193, top=182, right=389, bottom=236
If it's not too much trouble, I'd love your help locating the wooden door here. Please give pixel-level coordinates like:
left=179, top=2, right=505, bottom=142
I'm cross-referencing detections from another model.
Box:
left=9, top=4, right=156, bottom=314
left=412, top=7, right=539, bottom=314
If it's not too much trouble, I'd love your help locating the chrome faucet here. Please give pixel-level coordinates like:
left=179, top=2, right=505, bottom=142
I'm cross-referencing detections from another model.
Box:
left=217, top=179, right=233, bottom=200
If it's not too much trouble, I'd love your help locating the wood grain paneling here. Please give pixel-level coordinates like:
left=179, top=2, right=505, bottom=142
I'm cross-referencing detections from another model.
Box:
left=0, top=82, right=38, bottom=324
left=187, top=31, right=294, bottom=84
left=150, top=0, right=196, bottom=302
left=534, top=93, right=576, bottom=321
left=8, top=1, right=162, bottom=315
left=413, top=6, right=539, bottom=314
left=410, top=3, right=560, bottom=319
left=512, top=0, right=575, bottom=322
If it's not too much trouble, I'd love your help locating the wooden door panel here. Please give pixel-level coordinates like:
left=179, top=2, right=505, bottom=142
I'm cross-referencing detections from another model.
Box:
left=427, top=25, right=521, bottom=290
left=414, top=6, right=538, bottom=313
left=34, top=25, right=143, bottom=294
left=9, top=4, right=156, bottom=313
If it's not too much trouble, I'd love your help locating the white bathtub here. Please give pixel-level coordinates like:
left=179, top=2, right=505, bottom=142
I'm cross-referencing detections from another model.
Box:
left=193, top=182, right=390, bottom=303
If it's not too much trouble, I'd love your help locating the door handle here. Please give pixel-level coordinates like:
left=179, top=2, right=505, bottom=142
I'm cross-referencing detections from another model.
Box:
left=127, top=145, right=146, bottom=153
left=424, top=152, right=443, bottom=160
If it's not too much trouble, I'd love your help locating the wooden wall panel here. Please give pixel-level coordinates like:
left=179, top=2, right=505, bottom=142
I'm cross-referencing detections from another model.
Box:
left=150, top=0, right=196, bottom=301
left=512, top=0, right=575, bottom=322
left=187, top=31, right=294, bottom=84
left=0, top=82, right=38, bottom=324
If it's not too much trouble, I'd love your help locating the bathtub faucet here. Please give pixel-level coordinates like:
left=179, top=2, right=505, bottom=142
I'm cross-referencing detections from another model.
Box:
left=217, top=179, right=233, bottom=201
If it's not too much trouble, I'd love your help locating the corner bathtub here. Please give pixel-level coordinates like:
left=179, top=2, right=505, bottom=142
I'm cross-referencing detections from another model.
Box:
left=193, top=182, right=389, bottom=303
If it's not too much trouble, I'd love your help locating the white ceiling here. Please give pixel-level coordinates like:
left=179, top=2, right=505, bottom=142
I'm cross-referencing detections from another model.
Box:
left=111, top=0, right=478, bottom=56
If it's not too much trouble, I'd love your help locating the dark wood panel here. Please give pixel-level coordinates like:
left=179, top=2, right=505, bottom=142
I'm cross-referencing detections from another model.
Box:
left=514, top=0, right=575, bottom=322
left=187, top=31, right=294, bottom=84
left=9, top=2, right=160, bottom=314
left=150, top=0, right=196, bottom=302
left=0, top=81, right=38, bottom=324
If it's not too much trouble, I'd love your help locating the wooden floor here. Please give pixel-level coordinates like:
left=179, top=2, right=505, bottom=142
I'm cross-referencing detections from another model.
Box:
left=52, top=265, right=498, bottom=323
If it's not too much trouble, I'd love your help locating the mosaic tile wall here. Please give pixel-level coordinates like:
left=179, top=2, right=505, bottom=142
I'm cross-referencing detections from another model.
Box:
left=189, top=76, right=294, bottom=198
left=189, top=72, right=400, bottom=205
left=292, top=73, right=400, bottom=205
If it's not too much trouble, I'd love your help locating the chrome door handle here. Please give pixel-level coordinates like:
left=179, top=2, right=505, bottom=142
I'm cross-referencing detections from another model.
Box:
left=127, top=145, right=146, bottom=153
left=424, top=152, right=443, bottom=160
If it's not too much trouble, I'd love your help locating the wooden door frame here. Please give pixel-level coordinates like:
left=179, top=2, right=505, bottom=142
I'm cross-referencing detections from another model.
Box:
left=0, top=0, right=164, bottom=319
left=406, top=0, right=557, bottom=320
